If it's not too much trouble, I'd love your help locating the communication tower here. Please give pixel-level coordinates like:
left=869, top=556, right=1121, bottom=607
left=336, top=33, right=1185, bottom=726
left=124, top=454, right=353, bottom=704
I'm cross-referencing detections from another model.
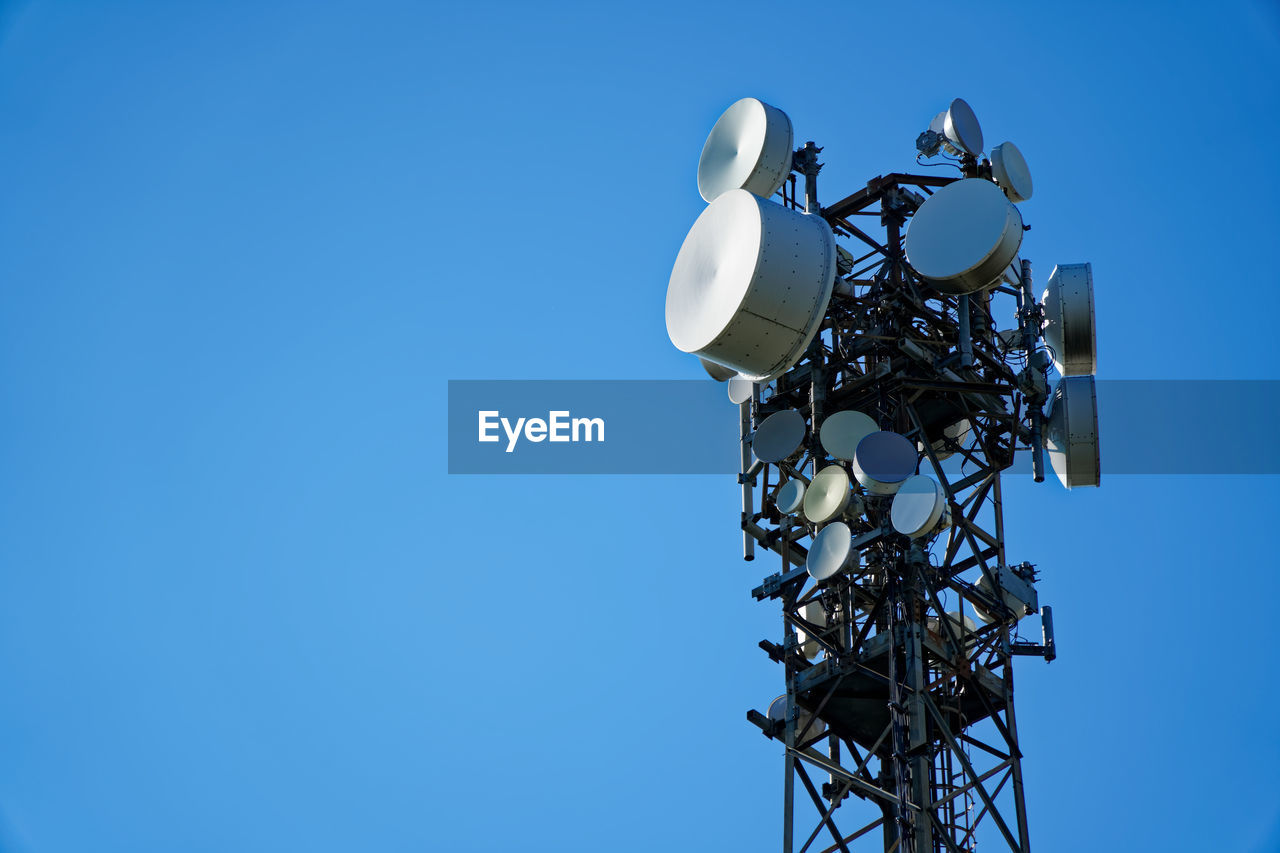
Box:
left=664, top=97, right=1100, bottom=852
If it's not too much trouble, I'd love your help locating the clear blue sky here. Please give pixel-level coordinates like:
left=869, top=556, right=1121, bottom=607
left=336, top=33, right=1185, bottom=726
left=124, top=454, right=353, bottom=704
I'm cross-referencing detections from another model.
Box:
left=1, top=2, right=1278, bottom=851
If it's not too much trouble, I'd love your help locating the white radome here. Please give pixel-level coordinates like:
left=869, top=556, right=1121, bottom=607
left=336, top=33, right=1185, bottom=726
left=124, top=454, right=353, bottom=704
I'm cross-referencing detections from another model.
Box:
left=804, top=465, right=853, bottom=524
left=904, top=178, right=1024, bottom=295
left=1041, top=263, right=1097, bottom=376
left=1044, top=375, right=1101, bottom=489
left=990, top=141, right=1033, bottom=202
left=697, top=97, right=794, bottom=203
left=807, top=520, right=854, bottom=582
left=667, top=189, right=836, bottom=381
left=891, top=475, right=951, bottom=539
left=819, top=410, right=879, bottom=461
left=752, top=409, right=807, bottom=463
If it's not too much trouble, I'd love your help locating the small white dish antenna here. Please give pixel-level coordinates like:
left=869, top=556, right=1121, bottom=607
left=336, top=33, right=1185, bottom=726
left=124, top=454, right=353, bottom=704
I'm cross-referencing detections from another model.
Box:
left=767, top=695, right=826, bottom=738
left=990, top=141, right=1033, bottom=202
left=776, top=479, right=806, bottom=515
left=918, top=419, right=970, bottom=461
left=904, top=178, right=1024, bottom=294
left=753, top=409, right=807, bottom=463
left=795, top=600, right=827, bottom=659
left=667, top=189, right=837, bottom=381
left=852, top=431, right=917, bottom=495
left=727, top=376, right=755, bottom=405
left=1041, top=263, right=1097, bottom=376
left=891, top=475, right=952, bottom=539
left=806, top=520, right=854, bottom=581
left=698, top=98, right=794, bottom=204
left=942, top=98, right=984, bottom=157
left=803, top=465, right=853, bottom=523
left=1044, top=375, right=1100, bottom=489
left=699, top=357, right=738, bottom=382
left=819, top=410, right=878, bottom=461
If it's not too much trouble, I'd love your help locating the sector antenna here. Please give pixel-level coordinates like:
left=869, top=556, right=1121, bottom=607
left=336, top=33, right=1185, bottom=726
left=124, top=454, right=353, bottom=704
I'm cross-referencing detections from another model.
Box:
left=663, top=94, right=1100, bottom=853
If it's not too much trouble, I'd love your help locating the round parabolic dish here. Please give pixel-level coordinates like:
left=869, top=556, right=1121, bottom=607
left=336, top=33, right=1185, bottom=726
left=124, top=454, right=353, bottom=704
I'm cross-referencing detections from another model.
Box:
left=753, top=409, right=806, bottom=463
left=666, top=189, right=837, bottom=381
left=807, top=521, right=853, bottom=581
left=944, top=98, right=984, bottom=156
left=803, top=465, right=852, bottom=523
left=819, top=410, right=878, bottom=461
left=727, top=377, right=754, bottom=405
left=920, top=419, right=971, bottom=461
left=904, top=178, right=1024, bottom=295
left=1042, top=263, right=1096, bottom=376
left=891, top=475, right=947, bottom=538
left=852, top=431, right=918, bottom=495
left=776, top=479, right=806, bottom=514
left=990, top=141, right=1033, bottom=202
left=697, top=97, right=794, bottom=203
left=1044, top=375, right=1100, bottom=489
left=767, top=695, right=826, bottom=737
left=699, top=356, right=737, bottom=381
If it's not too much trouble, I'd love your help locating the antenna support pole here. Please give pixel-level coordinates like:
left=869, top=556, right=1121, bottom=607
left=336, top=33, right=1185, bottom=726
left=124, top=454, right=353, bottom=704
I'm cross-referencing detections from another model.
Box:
left=1019, top=259, right=1046, bottom=483
left=795, top=142, right=823, bottom=214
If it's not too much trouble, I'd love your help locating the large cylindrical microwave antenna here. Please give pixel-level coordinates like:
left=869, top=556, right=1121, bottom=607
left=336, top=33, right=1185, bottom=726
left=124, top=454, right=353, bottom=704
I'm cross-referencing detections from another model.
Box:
left=1044, top=375, right=1101, bottom=488
left=697, top=98, right=794, bottom=203
left=1042, top=263, right=1097, bottom=376
left=666, top=189, right=837, bottom=381
left=904, top=178, right=1024, bottom=294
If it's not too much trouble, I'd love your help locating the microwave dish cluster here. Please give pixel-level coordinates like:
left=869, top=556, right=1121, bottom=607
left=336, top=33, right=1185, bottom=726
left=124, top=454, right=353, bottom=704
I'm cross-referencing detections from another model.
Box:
left=667, top=99, right=838, bottom=382
left=665, top=94, right=1099, bottom=853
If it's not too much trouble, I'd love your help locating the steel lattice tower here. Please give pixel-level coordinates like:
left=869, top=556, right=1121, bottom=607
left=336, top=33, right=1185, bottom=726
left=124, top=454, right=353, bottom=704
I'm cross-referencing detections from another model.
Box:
left=738, top=161, right=1061, bottom=853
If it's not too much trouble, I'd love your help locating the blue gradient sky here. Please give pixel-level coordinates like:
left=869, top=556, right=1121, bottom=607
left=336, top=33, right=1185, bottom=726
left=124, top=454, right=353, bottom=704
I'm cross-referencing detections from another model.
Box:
left=1, top=2, right=1278, bottom=851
